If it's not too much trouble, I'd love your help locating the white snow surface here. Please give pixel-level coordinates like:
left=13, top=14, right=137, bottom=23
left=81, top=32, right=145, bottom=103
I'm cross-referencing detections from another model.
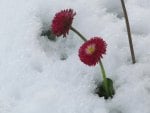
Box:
left=0, top=0, right=150, bottom=113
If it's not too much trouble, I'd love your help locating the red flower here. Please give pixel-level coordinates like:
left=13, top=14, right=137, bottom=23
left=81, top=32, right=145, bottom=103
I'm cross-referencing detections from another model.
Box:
left=79, top=37, right=107, bottom=66
left=51, top=9, right=76, bottom=37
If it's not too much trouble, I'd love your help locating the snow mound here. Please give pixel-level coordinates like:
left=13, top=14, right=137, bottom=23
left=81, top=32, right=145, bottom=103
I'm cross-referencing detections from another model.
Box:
left=0, top=0, right=150, bottom=113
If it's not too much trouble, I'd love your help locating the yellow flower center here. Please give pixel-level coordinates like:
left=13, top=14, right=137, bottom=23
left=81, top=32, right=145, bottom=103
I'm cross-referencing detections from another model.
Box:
left=86, top=44, right=96, bottom=55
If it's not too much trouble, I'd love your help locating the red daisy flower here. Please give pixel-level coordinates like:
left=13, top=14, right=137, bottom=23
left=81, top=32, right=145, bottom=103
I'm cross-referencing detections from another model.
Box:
left=79, top=37, right=107, bottom=66
left=51, top=9, right=76, bottom=37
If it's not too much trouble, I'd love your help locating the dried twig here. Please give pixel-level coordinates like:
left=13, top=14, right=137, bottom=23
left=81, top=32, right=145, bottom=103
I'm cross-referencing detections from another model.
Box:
left=121, top=0, right=136, bottom=64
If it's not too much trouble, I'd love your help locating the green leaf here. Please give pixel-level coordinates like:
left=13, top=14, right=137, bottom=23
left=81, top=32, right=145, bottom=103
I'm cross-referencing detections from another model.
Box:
left=41, top=30, right=56, bottom=41
left=96, top=78, right=115, bottom=99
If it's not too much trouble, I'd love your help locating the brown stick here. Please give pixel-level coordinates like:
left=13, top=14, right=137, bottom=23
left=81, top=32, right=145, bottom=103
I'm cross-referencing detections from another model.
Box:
left=120, top=0, right=136, bottom=64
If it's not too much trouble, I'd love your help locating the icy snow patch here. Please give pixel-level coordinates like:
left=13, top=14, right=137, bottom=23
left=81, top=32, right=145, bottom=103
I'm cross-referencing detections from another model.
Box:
left=1, top=0, right=150, bottom=113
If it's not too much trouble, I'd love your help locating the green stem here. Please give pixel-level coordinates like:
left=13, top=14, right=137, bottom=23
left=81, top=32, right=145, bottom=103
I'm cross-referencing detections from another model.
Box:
left=70, top=26, right=109, bottom=96
left=99, top=60, right=109, bottom=96
left=70, top=26, right=87, bottom=42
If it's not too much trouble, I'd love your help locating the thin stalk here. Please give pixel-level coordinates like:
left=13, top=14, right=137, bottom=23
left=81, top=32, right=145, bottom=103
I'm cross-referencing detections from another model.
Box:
left=99, top=60, right=109, bottom=96
left=70, top=26, right=87, bottom=42
left=121, top=0, right=136, bottom=64
left=70, top=26, right=109, bottom=96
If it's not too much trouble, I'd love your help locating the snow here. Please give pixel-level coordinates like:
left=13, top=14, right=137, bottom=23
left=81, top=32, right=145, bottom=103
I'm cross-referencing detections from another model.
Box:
left=0, top=0, right=150, bottom=113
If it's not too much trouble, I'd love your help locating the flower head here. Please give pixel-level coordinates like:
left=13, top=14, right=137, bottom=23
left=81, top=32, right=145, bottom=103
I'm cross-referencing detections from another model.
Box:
left=51, top=9, right=76, bottom=37
left=79, top=37, right=107, bottom=66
